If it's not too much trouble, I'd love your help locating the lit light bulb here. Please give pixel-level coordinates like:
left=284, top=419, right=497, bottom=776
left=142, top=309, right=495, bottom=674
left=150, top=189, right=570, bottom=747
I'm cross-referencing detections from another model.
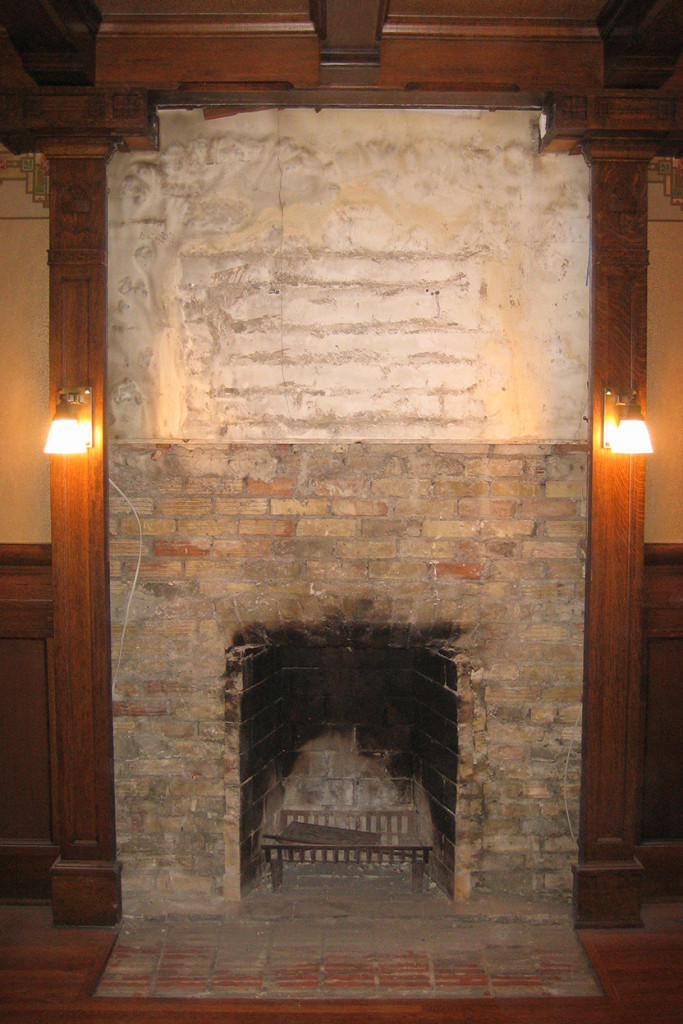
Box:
left=611, top=400, right=653, bottom=455
left=44, top=396, right=88, bottom=455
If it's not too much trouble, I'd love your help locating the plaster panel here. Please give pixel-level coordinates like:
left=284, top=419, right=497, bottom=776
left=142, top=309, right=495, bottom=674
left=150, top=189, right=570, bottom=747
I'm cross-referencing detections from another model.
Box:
left=108, top=108, right=589, bottom=443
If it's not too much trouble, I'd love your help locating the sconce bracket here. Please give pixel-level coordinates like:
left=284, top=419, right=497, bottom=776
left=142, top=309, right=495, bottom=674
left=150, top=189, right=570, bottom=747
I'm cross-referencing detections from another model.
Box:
left=602, top=386, right=630, bottom=450
left=60, top=386, right=93, bottom=449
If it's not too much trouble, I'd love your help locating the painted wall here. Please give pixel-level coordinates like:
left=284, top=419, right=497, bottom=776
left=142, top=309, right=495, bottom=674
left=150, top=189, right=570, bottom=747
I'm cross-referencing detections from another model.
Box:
left=0, top=152, right=50, bottom=544
left=107, top=109, right=590, bottom=444
left=646, top=165, right=683, bottom=542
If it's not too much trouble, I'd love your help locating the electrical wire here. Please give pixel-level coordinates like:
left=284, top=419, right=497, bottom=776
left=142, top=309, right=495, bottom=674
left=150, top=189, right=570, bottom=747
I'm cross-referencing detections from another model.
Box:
left=563, top=704, right=582, bottom=845
left=109, top=477, right=142, bottom=689
left=275, top=107, right=292, bottom=421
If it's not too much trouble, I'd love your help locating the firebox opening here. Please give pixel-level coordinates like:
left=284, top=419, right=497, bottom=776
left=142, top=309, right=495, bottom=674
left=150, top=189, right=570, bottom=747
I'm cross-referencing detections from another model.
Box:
left=227, top=622, right=465, bottom=900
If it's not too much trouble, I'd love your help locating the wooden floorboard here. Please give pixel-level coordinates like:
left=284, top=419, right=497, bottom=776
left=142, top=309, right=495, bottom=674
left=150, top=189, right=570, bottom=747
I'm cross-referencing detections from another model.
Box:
left=1, top=903, right=681, bottom=1023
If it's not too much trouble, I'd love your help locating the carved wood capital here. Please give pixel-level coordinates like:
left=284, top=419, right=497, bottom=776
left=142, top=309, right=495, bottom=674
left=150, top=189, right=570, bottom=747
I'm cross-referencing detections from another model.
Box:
left=541, top=91, right=683, bottom=156
left=0, top=88, right=157, bottom=156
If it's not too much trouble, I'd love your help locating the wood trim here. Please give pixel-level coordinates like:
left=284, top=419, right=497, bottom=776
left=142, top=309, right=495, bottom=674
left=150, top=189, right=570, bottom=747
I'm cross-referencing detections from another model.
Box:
left=0, top=546, right=53, bottom=639
left=644, top=542, right=683, bottom=567
left=0, top=544, right=51, bottom=567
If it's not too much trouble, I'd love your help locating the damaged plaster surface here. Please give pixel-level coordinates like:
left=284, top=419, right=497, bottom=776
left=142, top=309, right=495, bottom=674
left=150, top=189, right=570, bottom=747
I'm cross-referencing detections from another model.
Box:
left=107, top=108, right=589, bottom=443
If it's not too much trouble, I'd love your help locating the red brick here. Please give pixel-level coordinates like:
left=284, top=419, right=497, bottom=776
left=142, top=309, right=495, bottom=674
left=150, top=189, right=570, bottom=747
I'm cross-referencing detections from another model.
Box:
left=246, top=477, right=294, bottom=496
left=433, top=562, right=485, bottom=580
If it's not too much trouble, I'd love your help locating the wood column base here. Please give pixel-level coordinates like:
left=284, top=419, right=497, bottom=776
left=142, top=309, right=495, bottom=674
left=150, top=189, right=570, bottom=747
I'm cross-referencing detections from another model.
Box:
left=51, top=858, right=122, bottom=926
left=573, top=860, right=644, bottom=928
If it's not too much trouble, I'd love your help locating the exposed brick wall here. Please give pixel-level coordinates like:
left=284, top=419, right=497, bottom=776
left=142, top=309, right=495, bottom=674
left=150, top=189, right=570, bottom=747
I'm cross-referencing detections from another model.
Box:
left=109, top=440, right=586, bottom=910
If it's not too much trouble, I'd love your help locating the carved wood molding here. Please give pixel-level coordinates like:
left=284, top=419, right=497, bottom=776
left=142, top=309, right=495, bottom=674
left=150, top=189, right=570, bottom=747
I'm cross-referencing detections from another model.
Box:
left=541, top=90, right=683, bottom=154
left=0, top=87, right=156, bottom=155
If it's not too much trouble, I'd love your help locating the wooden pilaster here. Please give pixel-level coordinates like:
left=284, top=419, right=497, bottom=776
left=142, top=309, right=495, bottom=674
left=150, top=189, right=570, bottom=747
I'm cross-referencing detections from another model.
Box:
left=45, top=144, right=120, bottom=926
left=574, top=137, right=657, bottom=927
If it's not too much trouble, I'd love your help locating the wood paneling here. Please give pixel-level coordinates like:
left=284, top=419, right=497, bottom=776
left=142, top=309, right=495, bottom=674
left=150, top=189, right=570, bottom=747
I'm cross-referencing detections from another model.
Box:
left=636, top=543, right=683, bottom=900
left=0, top=545, right=58, bottom=901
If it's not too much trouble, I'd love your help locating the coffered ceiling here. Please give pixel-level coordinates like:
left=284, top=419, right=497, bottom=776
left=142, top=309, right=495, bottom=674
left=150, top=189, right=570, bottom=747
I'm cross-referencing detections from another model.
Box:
left=0, top=1, right=682, bottom=105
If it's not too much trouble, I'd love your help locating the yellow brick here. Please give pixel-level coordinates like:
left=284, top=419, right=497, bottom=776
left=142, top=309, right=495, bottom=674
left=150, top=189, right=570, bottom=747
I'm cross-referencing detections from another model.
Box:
left=296, top=518, right=357, bottom=537
left=214, top=498, right=268, bottom=515
left=337, top=539, right=396, bottom=558
left=368, top=560, right=427, bottom=580
left=121, top=517, right=176, bottom=535
left=422, top=520, right=478, bottom=539
left=270, top=498, right=328, bottom=516
left=157, top=498, right=213, bottom=516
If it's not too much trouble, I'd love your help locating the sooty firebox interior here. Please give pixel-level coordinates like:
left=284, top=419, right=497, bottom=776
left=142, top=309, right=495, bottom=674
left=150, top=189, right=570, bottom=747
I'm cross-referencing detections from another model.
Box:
left=225, top=622, right=466, bottom=899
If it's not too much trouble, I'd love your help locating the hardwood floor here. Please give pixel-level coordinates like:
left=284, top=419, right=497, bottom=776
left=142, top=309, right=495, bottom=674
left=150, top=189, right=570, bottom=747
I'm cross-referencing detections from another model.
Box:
left=1, top=903, right=681, bottom=1023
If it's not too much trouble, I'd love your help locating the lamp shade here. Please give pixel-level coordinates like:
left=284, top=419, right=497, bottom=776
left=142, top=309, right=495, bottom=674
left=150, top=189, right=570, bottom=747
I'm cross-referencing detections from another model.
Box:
left=611, top=401, right=653, bottom=454
left=44, top=396, right=88, bottom=454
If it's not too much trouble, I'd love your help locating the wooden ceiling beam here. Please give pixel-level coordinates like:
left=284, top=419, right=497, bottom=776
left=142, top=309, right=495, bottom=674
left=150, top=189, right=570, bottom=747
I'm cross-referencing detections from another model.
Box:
left=599, top=0, right=683, bottom=87
left=94, top=3, right=320, bottom=89
left=0, top=1, right=100, bottom=86
left=377, top=17, right=604, bottom=92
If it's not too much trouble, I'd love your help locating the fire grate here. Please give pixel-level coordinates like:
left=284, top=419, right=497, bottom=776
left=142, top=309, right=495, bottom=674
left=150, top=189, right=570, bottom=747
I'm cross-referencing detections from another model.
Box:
left=263, top=810, right=432, bottom=892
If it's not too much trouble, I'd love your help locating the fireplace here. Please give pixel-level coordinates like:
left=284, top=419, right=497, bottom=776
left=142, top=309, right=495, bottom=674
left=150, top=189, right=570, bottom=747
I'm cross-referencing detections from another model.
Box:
left=226, top=622, right=470, bottom=898
left=107, top=108, right=588, bottom=913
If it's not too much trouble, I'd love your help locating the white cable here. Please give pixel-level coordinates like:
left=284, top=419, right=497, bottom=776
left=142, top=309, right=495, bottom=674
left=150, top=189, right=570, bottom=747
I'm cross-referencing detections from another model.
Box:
left=109, top=477, right=142, bottom=689
left=275, top=108, right=292, bottom=421
left=563, top=704, right=582, bottom=846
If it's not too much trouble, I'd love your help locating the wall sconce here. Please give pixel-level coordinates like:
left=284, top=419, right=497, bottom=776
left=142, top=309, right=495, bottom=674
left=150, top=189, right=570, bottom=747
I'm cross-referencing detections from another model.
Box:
left=602, top=387, right=653, bottom=454
left=44, top=387, right=93, bottom=455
